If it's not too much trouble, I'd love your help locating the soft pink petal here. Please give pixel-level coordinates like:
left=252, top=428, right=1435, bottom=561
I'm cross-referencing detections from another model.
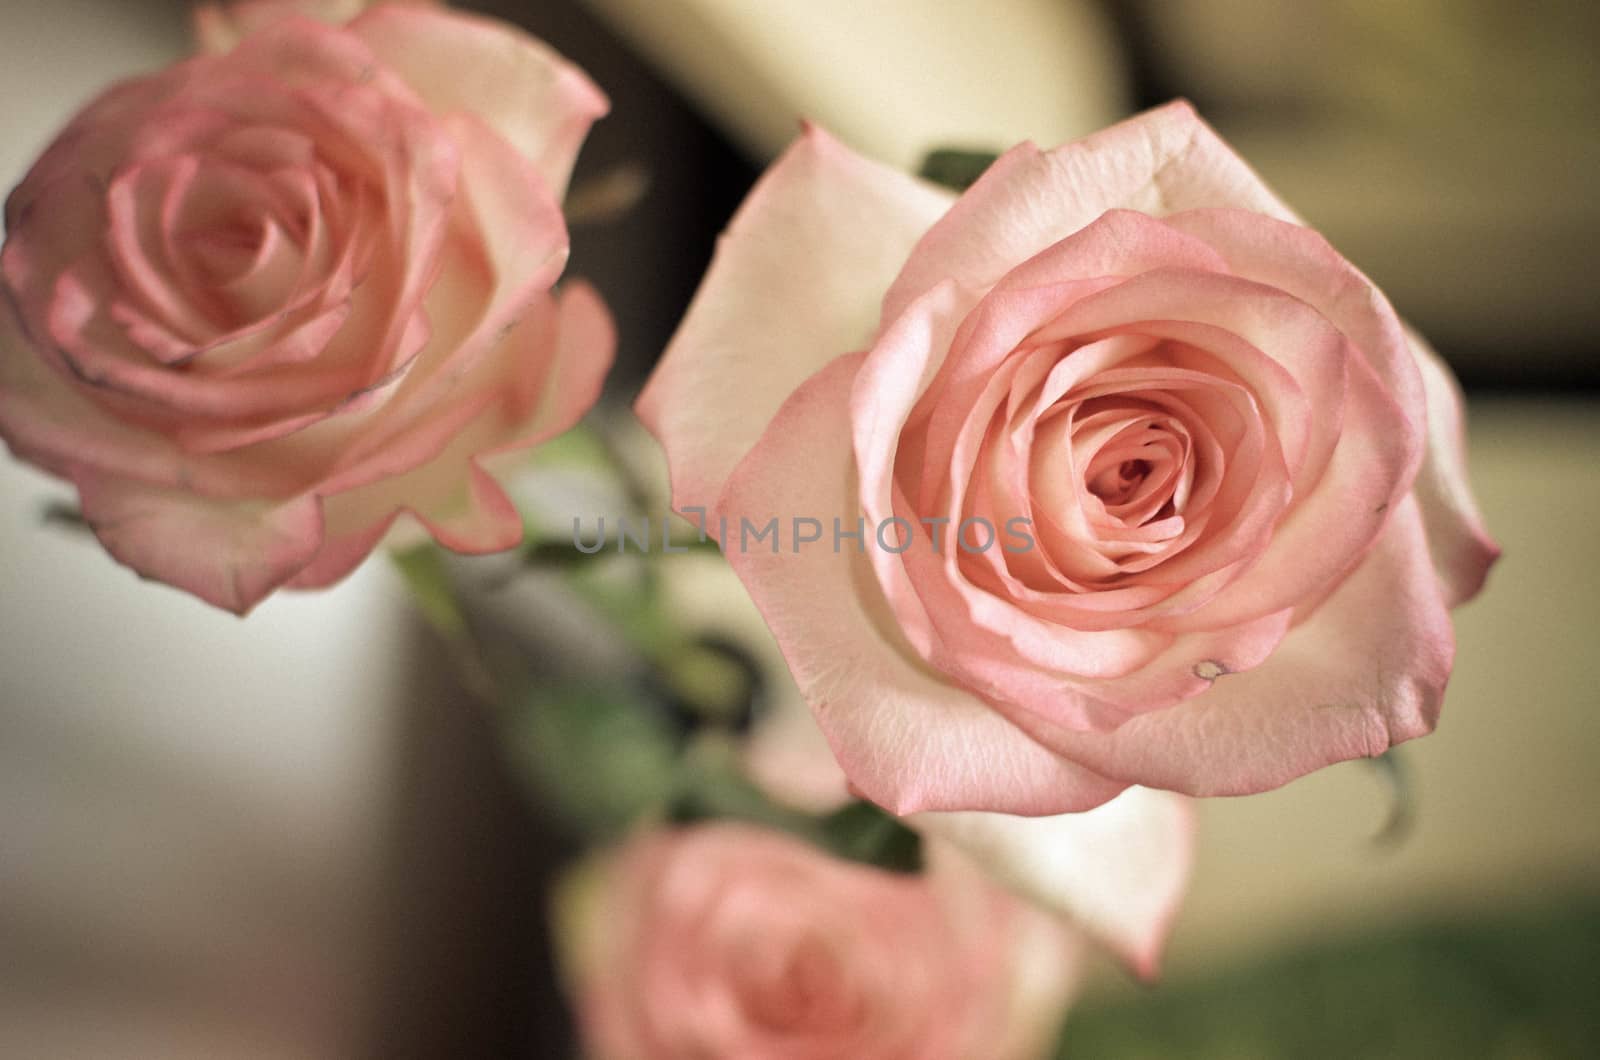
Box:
left=638, top=125, right=954, bottom=521
left=45, top=267, right=378, bottom=421
left=372, top=107, right=571, bottom=403
left=225, top=19, right=463, bottom=376
left=74, top=474, right=324, bottom=616
left=1163, top=208, right=1424, bottom=438
left=851, top=280, right=972, bottom=657
left=1153, top=346, right=1410, bottom=634
left=23, top=23, right=462, bottom=430
left=882, top=100, right=1297, bottom=323
left=718, top=353, right=1127, bottom=815
left=1406, top=327, right=1501, bottom=606
left=3, top=78, right=172, bottom=232
left=297, top=281, right=614, bottom=589
left=289, top=102, right=569, bottom=494
left=350, top=3, right=607, bottom=197
left=742, top=675, right=855, bottom=816
left=1027, top=495, right=1453, bottom=796
left=5, top=160, right=119, bottom=360
left=913, top=786, right=1195, bottom=979
left=103, top=156, right=218, bottom=349
left=895, top=358, right=1179, bottom=696
left=0, top=298, right=245, bottom=494
left=901, top=210, right=1240, bottom=510
left=281, top=515, right=392, bottom=592
left=1023, top=273, right=1329, bottom=489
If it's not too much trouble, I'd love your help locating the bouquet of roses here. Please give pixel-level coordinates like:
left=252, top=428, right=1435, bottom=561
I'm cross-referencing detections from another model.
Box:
left=0, top=2, right=1497, bottom=1056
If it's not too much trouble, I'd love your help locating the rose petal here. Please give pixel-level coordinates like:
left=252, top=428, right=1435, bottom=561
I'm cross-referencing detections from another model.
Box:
left=1163, top=208, right=1424, bottom=439
left=365, top=107, right=571, bottom=411
left=0, top=298, right=312, bottom=499
left=350, top=2, right=607, bottom=197
left=1154, top=346, right=1409, bottom=634
left=45, top=263, right=381, bottom=421
left=639, top=125, right=954, bottom=521
left=718, top=352, right=1127, bottom=815
left=20, top=23, right=462, bottom=428
left=913, top=786, right=1194, bottom=979
left=296, top=281, right=613, bottom=588
left=74, top=473, right=324, bottom=616
left=4, top=77, right=173, bottom=233
left=882, top=100, right=1299, bottom=322
left=852, top=280, right=971, bottom=656
left=1405, top=327, right=1501, bottom=606
left=279, top=99, right=570, bottom=492
left=1025, top=494, right=1453, bottom=796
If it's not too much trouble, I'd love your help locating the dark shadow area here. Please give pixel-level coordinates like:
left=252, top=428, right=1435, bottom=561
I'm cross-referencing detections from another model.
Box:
left=468, top=0, right=759, bottom=390
left=365, top=613, right=581, bottom=1058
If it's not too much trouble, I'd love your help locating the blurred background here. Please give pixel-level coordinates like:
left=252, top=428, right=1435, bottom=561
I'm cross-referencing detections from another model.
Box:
left=1, top=0, right=1596, bottom=1056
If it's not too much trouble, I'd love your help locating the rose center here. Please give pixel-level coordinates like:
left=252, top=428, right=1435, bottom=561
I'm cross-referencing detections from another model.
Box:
left=741, top=934, right=845, bottom=1031
left=183, top=217, right=265, bottom=281
left=1088, top=458, right=1151, bottom=505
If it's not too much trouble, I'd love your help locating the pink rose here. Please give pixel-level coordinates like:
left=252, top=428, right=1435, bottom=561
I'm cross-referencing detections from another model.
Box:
left=639, top=103, right=1500, bottom=815
left=569, top=823, right=1081, bottom=1060
left=0, top=4, right=612, bottom=613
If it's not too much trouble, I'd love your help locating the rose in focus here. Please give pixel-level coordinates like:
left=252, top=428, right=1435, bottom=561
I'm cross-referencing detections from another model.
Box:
left=0, top=2, right=612, bottom=613
left=565, top=823, right=1081, bottom=1060
left=639, top=103, right=1500, bottom=814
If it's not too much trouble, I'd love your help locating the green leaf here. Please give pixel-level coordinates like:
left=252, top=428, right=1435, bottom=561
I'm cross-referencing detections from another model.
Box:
left=666, top=763, right=924, bottom=876
left=524, top=421, right=614, bottom=473
left=658, top=637, right=763, bottom=729
left=664, top=758, right=816, bottom=834
left=917, top=147, right=1001, bottom=191
left=819, top=800, right=924, bottom=874
left=40, top=500, right=90, bottom=535
left=564, top=556, right=676, bottom=660
left=519, top=531, right=720, bottom=571
left=510, top=680, right=681, bottom=838
left=1056, top=897, right=1600, bottom=1058
left=1366, top=748, right=1416, bottom=848
left=391, top=544, right=467, bottom=640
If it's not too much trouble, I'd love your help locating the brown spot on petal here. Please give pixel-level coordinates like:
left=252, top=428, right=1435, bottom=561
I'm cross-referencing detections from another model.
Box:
left=1193, top=660, right=1229, bottom=681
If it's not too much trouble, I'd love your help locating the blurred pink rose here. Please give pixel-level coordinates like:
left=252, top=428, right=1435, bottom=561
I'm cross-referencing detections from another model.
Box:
left=639, top=102, right=1500, bottom=815
left=0, top=4, right=611, bottom=613
left=570, top=823, right=1081, bottom=1060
